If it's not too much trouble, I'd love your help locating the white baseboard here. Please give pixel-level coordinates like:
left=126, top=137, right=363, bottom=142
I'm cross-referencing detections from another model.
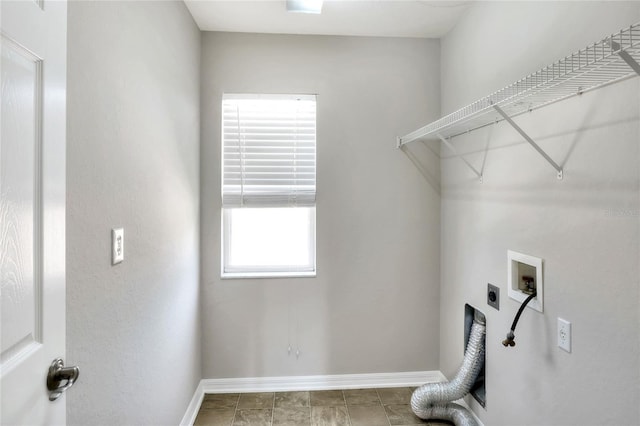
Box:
left=180, top=370, right=444, bottom=425
left=201, top=370, right=445, bottom=393
left=179, top=381, right=204, bottom=426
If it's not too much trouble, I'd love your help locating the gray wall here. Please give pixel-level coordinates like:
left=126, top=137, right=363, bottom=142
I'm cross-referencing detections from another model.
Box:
left=200, top=32, right=442, bottom=378
left=440, top=2, right=640, bottom=425
left=66, top=2, right=201, bottom=424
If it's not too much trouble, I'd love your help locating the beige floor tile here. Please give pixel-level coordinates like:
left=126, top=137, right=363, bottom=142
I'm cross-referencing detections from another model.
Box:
left=232, top=409, right=272, bottom=426
left=272, top=406, right=311, bottom=425
left=384, top=404, right=427, bottom=425
left=348, top=405, right=389, bottom=426
left=274, top=391, right=309, bottom=408
left=202, top=394, right=240, bottom=410
left=194, top=408, right=235, bottom=426
left=310, top=406, right=350, bottom=426
left=377, top=388, right=413, bottom=405
left=344, top=388, right=381, bottom=406
left=237, top=393, right=275, bottom=409
left=309, top=390, right=345, bottom=407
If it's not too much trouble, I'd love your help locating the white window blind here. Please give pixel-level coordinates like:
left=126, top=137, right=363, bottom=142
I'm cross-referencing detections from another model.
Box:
left=222, top=94, right=316, bottom=208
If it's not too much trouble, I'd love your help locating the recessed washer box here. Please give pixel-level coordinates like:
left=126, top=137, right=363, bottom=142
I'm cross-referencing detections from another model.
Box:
left=507, top=250, right=543, bottom=312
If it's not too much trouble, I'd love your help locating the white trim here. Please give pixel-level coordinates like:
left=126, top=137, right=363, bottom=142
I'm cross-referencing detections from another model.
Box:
left=179, top=381, right=204, bottom=426
left=201, top=371, right=445, bottom=394
left=223, top=93, right=317, bottom=102
left=221, top=270, right=316, bottom=279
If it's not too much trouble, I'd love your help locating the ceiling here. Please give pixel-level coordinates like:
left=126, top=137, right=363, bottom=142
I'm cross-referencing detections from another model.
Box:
left=184, top=1, right=473, bottom=38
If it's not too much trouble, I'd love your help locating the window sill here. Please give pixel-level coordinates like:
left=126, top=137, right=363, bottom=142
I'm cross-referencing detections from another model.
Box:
left=221, top=271, right=316, bottom=280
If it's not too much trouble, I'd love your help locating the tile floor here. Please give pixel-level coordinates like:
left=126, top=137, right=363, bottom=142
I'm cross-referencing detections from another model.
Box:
left=193, top=387, right=453, bottom=426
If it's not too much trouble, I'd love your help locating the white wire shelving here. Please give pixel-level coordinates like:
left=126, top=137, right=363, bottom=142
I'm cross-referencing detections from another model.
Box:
left=398, top=22, right=640, bottom=180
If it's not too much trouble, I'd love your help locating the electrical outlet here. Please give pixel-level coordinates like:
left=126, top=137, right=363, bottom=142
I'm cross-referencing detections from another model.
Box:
left=487, top=283, right=500, bottom=310
left=558, top=318, right=571, bottom=353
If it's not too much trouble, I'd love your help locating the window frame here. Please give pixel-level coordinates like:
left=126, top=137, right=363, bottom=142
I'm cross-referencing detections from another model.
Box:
left=220, top=93, right=317, bottom=279
left=220, top=207, right=316, bottom=279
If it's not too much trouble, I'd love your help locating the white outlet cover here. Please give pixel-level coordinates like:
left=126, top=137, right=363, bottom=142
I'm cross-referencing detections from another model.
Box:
left=507, top=250, right=543, bottom=312
left=558, top=318, right=571, bottom=353
left=112, top=228, right=124, bottom=265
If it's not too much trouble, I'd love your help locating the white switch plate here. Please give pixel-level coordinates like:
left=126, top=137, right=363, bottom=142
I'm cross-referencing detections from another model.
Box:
left=112, top=228, right=124, bottom=265
left=558, top=318, right=571, bottom=353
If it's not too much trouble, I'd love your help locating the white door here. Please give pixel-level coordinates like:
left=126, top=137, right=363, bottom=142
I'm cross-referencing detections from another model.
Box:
left=1, top=0, right=69, bottom=424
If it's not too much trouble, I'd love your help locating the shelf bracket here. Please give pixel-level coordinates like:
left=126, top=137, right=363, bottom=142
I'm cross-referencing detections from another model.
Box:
left=492, top=104, right=563, bottom=180
left=610, top=41, right=640, bottom=76
left=437, top=134, right=483, bottom=183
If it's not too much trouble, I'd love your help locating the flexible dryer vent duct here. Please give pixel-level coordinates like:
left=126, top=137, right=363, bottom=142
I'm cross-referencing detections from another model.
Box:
left=411, top=320, right=486, bottom=426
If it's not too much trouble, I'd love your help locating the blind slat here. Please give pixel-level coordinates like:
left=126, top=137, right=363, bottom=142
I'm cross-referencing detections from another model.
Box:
left=222, top=95, right=316, bottom=208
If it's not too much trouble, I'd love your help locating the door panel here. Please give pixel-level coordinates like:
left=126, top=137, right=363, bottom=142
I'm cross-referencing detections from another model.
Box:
left=1, top=34, right=43, bottom=369
left=1, top=1, right=67, bottom=424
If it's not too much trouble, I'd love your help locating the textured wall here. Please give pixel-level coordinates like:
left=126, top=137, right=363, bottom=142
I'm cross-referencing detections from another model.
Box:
left=200, top=33, right=442, bottom=379
left=66, top=2, right=201, bottom=424
left=440, top=2, right=640, bottom=425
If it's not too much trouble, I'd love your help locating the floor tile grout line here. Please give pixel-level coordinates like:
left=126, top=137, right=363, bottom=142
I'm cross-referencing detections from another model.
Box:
left=376, top=388, right=393, bottom=426
left=270, top=392, right=275, bottom=426
left=231, top=393, right=240, bottom=426
left=341, top=390, right=353, bottom=426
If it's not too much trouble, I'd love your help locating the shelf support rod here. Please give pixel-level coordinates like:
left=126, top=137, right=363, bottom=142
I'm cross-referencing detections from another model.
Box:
left=437, top=134, right=483, bottom=182
left=610, top=41, right=640, bottom=76
left=492, top=104, right=563, bottom=180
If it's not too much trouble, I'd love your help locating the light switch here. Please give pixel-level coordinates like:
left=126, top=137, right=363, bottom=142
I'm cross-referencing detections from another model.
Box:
left=112, top=228, right=124, bottom=265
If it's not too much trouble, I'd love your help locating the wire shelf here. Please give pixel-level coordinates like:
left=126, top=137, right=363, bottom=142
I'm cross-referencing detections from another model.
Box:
left=399, top=22, right=640, bottom=145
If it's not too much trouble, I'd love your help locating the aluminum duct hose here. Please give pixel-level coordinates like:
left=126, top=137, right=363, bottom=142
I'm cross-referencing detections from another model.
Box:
left=413, top=402, right=479, bottom=426
left=411, top=320, right=486, bottom=426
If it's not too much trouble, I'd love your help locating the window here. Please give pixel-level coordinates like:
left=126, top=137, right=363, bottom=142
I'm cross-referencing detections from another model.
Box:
left=221, top=94, right=316, bottom=278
